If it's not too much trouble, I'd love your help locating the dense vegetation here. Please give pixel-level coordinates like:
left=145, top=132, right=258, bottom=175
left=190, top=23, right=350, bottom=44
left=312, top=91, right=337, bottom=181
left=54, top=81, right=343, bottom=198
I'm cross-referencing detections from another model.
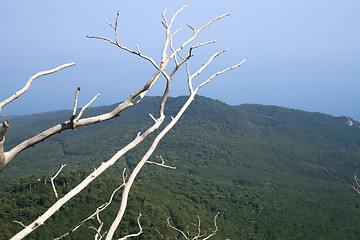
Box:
left=1, top=96, right=360, bottom=239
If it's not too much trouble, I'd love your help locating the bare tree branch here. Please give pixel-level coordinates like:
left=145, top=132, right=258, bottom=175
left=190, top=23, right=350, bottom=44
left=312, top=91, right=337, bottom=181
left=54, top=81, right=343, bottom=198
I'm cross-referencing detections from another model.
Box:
left=154, top=228, right=165, bottom=239
left=87, top=9, right=158, bottom=71
left=118, top=212, right=143, bottom=240
left=201, top=212, right=220, bottom=240
left=74, top=93, right=100, bottom=122
left=167, top=217, right=189, bottom=239
left=146, top=155, right=176, bottom=169
left=72, top=87, right=81, bottom=119
left=194, top=59, right=246, bottom=92
left=0, top=119, right=9, bottom=142
left=0, top=119, right=9, bottom=170
left=166, top=212, right=220, bottom=240
left=0, top=63, right=75, bottom=112
left=188, top=49, right=229, bottom=93
left=352, top=173, right=360, bottom=194
left=169, top=24, right=182, bottom=65
left=13, top=221, right=26, bottom=228
left=50, top=164, right=67, bottom=200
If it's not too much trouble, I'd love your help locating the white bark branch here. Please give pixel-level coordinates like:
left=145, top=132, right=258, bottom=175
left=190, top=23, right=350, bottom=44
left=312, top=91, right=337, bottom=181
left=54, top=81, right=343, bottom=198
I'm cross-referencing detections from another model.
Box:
left=13, top=221, right=26, bottom=228
left=201, top=212, right=220, bottom=240
left=71, top=87, right=81, bottom=119
left=117, top=212, right=143, bottom=240
left=188, top=49, right=229, bottom=92
left=0, top=120, right=7, bottom=171
left=74, top=93, right=100, bottom=122
left=146, top=155, right=176, bottom=169
left=0, top=119, right=9, bottom=142
left=0, top=63, right=75, bottom=112
left=167, top=217, right=189, bottom=239
left=50, top=164, right=67, bottom=200
left=166, top=212, right=220, bottom=240
left=194, top=58, right=246, bottom=92
left=352, top=173, right=360, bottom=194
left=191, top=40, right=216, bottom=50
left=87, top=9, right=159, bottom=71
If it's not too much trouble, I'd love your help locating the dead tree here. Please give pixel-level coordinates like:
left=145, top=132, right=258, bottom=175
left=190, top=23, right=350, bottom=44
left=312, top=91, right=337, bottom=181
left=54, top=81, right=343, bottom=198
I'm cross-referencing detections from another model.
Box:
left=3, top=5, right=245, bottom=240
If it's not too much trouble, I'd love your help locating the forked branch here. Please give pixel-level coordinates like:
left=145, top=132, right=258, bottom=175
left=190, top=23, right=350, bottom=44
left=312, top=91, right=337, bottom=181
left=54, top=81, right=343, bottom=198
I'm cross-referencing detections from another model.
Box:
left=50, top=164, right=67, bottom=200
left=118, top=212, right=143, bottom=240
left=146, top=155, right=176, bottom=169
left=352, top=173, right=360, bottom=194
left=165, top=212, right=220, bottom=240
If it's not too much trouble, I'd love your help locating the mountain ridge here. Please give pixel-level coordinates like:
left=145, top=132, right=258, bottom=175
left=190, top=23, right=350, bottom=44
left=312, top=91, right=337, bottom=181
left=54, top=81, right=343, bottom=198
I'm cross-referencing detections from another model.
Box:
left=1, top=96, right=360, bottom=239
left=1, top=96, right=360, bottom=185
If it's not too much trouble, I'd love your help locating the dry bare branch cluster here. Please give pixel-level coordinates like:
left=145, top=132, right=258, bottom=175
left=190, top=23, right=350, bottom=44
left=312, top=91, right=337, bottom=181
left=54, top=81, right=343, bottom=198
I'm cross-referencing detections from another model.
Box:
left=352, top=173, right=360, bottom=194
left=3, top=5, right=245, bottom=240
left=155, top=212, right=220, bottom=240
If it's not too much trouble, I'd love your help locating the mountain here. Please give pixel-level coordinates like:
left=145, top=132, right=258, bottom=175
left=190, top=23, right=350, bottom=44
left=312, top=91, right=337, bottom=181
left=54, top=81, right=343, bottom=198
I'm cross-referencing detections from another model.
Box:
left=1, top=96, right=360, bottom=239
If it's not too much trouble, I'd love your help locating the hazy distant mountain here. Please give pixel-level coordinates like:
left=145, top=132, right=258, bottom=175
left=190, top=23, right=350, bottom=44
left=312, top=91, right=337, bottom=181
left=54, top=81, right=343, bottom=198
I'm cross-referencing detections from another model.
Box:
left=1, top=96, right=360, bottom=239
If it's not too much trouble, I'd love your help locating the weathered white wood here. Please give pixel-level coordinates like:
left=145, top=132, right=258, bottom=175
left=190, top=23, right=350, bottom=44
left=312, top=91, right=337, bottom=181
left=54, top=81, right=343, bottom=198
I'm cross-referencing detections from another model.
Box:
left=50, top=164, right=67, bottom=199
left=0, top=63, right=75, bottom=112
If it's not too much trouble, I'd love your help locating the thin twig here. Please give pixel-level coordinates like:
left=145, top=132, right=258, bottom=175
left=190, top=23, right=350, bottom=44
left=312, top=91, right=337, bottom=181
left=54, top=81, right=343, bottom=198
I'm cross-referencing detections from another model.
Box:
left=149, top=113, right=157, bottom=123
left=195, top=59, right=246, bottom=91
left=191, top=40, right=216, bottom=50
left=13, top=220, right=26, bottom=228
left=70, top=87, right=81, bottom=128
left=50, top=164, right=67, bottom=199
left=352, top=173, right=360, bottom=194
left=167, top=217, right=188, bottom=239
left=75, top=93, right=100, bottom=122
left=154, top=229, right=165, bottom=239
left=118, top=212, right=143, bottom=240
left=72, top=87, right=81, bottom=118
left=146, top=155, right=176, bottom=169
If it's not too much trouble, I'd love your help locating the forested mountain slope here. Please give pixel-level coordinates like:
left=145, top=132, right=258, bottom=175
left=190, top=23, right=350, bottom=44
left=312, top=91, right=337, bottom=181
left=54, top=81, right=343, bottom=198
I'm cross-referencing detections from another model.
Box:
left=1, top=96, right=360, bottom=239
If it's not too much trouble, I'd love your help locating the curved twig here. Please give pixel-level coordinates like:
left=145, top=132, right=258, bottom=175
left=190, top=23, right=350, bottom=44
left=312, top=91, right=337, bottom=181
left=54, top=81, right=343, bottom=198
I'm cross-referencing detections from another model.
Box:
left=118, top=212, right=143, bottom=240
left=0, top=63, right=75, bottom=112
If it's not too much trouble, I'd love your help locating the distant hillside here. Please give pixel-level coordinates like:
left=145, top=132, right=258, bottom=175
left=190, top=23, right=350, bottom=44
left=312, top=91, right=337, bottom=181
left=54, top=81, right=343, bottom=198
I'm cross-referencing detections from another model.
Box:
left=1, top=96, right=360, bottom=239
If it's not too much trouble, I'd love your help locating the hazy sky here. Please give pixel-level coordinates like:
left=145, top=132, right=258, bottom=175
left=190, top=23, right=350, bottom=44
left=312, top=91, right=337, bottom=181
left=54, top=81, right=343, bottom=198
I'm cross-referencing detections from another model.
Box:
left=1, top=1, right=359, bottom=120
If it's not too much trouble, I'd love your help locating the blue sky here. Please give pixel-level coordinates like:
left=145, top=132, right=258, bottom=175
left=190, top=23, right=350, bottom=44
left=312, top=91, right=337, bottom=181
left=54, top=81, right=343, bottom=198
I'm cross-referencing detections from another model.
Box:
left=1, top=0, right=359, bottom=120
